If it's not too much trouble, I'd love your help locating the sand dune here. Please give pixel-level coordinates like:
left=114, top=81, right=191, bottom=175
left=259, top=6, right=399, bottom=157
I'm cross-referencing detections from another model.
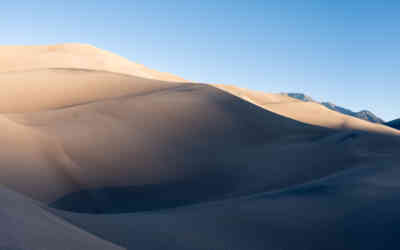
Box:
left=1, top=74, right=333, bottom=202
left=51, top=154, right=400, bottom=250
left=0, top=43, right=186, bottom=82
left=0, top=44, right=399, bottom=249
left=0, top=185, right=123, bottom=250
left=0, top=68, right=182, bottom=112
left=213, top=84, right=400, bottom=136
left=2, top=69, right=399, bottom=206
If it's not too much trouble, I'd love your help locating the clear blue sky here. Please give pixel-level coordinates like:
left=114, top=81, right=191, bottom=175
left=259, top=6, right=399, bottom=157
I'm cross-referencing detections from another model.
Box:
left=2, top=1, right=399, bottom=120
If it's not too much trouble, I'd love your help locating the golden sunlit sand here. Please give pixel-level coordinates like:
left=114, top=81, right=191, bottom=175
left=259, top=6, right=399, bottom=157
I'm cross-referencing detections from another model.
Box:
left=0, top=43, right=186, bottom=82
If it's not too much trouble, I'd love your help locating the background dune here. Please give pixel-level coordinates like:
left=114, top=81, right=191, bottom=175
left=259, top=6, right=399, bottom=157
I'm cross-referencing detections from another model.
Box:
left=0, top=69, right=182, bottom=112
left=0, top=43, right=186, bottom=82
left=213, top=84, right=400, bottom=135
left=0, top=44, right=399, bottom=249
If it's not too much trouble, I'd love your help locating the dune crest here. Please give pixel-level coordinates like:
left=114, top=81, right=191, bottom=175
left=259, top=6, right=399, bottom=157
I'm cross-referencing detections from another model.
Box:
left=0, top=43, right=187, bottom=82
left=0, top=68, right=183, bottom=113
left=213, top=84, right=400, bottom=136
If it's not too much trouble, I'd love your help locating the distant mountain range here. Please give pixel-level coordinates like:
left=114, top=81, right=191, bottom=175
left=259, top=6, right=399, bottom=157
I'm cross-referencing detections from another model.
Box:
left=282, top=93, right=385, bottom=124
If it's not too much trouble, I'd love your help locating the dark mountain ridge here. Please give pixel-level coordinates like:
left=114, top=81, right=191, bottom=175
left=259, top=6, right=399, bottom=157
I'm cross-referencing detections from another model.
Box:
left=386, top=119, right=400, bottom=129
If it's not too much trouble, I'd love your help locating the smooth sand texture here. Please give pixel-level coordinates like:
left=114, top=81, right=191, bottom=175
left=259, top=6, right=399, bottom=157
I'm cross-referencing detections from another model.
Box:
left=0, top=185, right=123, bottom=250
left=2, top=78, right=336, bottom=202
left=0, top=69, right=182, bottom=112
left=0, top=43, right=186, bottom=82
left=51, top=155, right=400, bottom=250
left=213, top=84, right=400, bottom=135
left=0, top=44, right=399, bottom=249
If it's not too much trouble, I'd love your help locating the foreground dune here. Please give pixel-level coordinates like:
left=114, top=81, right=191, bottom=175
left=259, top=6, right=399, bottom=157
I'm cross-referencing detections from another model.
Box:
left=0, top=185, right=122, bottom=250
left=2, top=149, right=400, bottom=249
left=51, top=154, right=400, bottom=250
left=0, top=44, right=399, bottom=249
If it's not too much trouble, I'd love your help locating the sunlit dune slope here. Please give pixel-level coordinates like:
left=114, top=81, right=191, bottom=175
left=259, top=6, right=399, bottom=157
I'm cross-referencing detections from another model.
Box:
left=0, top=69, right=182, bottom=112
left=213, top=84, right=400, bottom=136
left=0, top=43, right=186, bottom=82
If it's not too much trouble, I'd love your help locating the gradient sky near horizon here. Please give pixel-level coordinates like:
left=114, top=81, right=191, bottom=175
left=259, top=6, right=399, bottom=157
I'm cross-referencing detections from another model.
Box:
left=2, top=1, right=399, bottom=120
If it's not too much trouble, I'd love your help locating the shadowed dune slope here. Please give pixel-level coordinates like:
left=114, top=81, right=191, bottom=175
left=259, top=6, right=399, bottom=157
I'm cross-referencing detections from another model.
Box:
left=0, top=43, right=186, bottom=82
left=0, top=77, right=333, bottom=203
left=0, top=70, right=398, bottom=212
left=51, top=155, right=400, bottom=250
left=0, top=185, right=123, bottom=250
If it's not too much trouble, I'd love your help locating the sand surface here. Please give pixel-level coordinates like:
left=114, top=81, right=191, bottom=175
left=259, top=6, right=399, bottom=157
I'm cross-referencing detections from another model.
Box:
left=0, top=44, right=399, bottom=249
left=213, top=84, right=400, bottom=135
left=0, top=43, right=186, bottom=82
